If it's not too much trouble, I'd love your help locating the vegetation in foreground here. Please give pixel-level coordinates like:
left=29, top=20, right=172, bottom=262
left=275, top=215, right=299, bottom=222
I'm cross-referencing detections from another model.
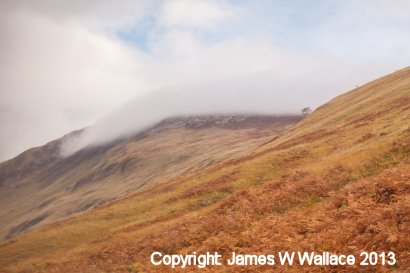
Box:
left=0, top=67, right=409, bottom=272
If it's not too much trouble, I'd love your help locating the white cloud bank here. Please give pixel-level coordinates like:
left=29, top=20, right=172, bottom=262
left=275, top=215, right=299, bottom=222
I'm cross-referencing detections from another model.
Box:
left=1, top=0, right=410, bottom=160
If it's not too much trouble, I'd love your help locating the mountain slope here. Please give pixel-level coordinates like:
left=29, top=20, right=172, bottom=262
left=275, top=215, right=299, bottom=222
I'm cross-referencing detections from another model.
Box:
left=0, top=68, right=409, bottom=272
left=0, top=115, right=300, bottom=241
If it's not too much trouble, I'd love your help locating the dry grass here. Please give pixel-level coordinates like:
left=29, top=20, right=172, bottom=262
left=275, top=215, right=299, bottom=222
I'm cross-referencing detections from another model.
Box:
left=0, top=68, right=409, bottom=272
left=0, top=116, right=297, bottom=241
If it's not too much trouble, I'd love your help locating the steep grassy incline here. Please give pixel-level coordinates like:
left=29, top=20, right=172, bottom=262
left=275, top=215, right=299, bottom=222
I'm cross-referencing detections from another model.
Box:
left=0, top=68, right=409, bottom=273
left=0, top=115, right=299, bottom=241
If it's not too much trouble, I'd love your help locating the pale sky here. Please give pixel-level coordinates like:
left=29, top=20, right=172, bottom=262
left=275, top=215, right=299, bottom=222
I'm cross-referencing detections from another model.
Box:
left=1, top=0, right=410, bottom=160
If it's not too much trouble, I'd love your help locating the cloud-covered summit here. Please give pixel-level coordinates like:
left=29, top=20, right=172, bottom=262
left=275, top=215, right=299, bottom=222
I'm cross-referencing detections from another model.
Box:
left=1, top=0, right=410, bottom=160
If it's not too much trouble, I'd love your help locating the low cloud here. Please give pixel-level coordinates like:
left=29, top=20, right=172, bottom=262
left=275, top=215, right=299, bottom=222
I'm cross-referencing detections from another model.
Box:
left=0, top=9, right=154, bottom=160
left=60, top=55, right=393, bottom=156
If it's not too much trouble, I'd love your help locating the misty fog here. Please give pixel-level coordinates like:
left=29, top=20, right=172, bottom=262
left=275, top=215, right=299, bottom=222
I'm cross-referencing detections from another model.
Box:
left=59, top=63, right=379, bottom=156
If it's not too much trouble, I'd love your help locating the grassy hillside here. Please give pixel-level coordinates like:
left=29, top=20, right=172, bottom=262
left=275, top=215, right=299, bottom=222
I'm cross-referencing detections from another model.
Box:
left=0, top=68, right=409, bottom=272
left=0, top=115, right=299, bottom=241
